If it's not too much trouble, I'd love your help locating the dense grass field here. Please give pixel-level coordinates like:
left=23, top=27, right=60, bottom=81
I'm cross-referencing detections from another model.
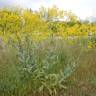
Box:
left=0, top=36, right=96, bottom=96
left=0, top=7, right=96, bottom=96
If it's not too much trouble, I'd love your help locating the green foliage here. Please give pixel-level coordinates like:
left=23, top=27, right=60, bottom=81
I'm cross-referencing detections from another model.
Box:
left=0, top=6, right=96, bottom=96
left=0, top=34, right=84, bottom=96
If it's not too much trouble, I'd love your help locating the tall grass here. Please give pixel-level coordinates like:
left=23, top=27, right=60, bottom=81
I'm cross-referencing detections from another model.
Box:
left=0, top=34, right=85, bottom=96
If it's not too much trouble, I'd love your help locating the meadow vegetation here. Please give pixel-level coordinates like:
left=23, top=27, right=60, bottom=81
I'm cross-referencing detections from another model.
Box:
left=0, top=6, right=96, bottom=96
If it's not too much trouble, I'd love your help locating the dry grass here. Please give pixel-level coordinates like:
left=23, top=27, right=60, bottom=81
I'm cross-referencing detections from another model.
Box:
left=0, top=37, right=96, bottom=96
left=65, top=49, right=96, bottom=96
